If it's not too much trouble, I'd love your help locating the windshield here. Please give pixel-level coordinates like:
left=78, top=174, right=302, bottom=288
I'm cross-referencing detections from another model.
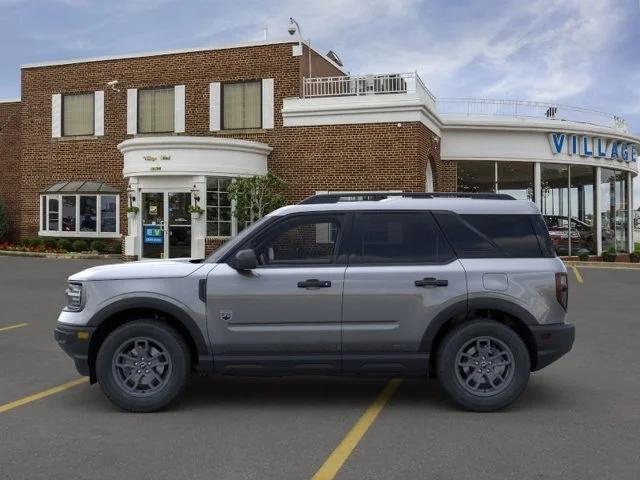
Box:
left=206, top=215, right=271, bottom=263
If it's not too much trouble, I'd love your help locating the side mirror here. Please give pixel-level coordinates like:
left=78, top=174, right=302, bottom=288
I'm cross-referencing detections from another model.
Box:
left=232, top=249, right=257, bottom=271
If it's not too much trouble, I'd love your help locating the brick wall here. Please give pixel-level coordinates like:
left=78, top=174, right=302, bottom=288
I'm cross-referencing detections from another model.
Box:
left=0, top=101, right=21, bottom=241
left=15, top=41, right=444, bottom=244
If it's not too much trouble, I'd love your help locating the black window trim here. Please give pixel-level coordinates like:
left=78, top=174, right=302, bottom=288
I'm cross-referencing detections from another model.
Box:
left=61, top=91, right=95, bottom=137
left=345, top=210, right=458, bottom=267
left=223, top=212, right=352, bottom=268
left=137, top=85, right=176, bottom=134
left=220, top=79, right=263, bottom=131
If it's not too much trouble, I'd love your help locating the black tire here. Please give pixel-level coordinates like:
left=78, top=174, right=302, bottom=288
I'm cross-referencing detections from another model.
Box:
left=96, top=320, right=191, bottom=412
left=437, top=319, right=530, bottom=412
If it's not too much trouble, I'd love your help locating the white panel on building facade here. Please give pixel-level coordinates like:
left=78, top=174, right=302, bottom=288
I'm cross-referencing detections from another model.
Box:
left=174, top=85, right=186, bottom=133
left=262, top=78, right=275, bottom=129
left=209, top=82, right=221, bottom=131
left=126, top=88, right=137, bottom=135
left=51, top=94, right=61, bottom=138
left=94, top=90, right=104, bottom=136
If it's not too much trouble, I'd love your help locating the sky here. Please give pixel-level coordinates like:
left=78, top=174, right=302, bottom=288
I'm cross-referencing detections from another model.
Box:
left=1, top=0, right=639, bottom=202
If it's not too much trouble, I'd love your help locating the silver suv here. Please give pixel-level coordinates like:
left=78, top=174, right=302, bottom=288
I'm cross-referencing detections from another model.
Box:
left=54, top=192, right=574, bottom=412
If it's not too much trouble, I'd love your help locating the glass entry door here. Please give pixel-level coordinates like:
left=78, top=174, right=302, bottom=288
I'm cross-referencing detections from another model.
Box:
left=141, top=192, right=192, bottom=259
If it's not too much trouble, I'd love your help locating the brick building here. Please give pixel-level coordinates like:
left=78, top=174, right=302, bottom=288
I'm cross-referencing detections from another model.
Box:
left=0, top=38, right=638, bottom=258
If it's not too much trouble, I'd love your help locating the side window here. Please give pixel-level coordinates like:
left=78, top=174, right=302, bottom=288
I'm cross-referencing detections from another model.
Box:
left=349, top=212, right=454, bottom=265
left=252, top=216, right=342, bottom=266
left=461, top=215, right=543, bottom=258
left=433, top=211, right=500, bottom=258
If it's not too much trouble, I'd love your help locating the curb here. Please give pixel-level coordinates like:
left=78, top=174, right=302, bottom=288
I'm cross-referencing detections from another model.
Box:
left=0, top=250, right=119, bottom=260
left=564, top=260, right=640, bottom=269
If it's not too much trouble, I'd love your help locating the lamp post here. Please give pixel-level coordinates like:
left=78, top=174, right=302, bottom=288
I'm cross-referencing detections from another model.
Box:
left=288, top=17, right=312, bottom=84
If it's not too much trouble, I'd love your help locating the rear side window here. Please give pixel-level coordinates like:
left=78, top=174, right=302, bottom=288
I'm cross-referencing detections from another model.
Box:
left=349, top=212, right=455, bottom=264
left=434, top=212, right=551, bottom=258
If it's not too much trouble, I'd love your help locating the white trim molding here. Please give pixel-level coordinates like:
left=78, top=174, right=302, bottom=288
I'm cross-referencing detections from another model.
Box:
left=94, top=90, right=104, bottom=136
left=262, top=78, right=275, bottom=129
left=118, top=136, right=271, bottom=178
left=174, top=85, right=186, bottom=133
left=282, top=93, right=442, bottom=135
left=209, top=82, right=221, bottom=131
left=51, top=94, right=61, bottom=138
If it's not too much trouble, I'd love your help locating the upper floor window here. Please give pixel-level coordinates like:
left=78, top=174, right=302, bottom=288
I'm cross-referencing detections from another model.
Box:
left=62, top=92, right=94, bottom=136
left=138, top=87, right=175, bottom=133
left=222, top=81, right=261, bottom=130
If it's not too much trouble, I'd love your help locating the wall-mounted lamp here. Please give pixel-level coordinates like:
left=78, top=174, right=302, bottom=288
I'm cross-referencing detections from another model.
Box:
left=126, top=185, right=136, bottom=204
left=191, top=185, right=201, bottom=204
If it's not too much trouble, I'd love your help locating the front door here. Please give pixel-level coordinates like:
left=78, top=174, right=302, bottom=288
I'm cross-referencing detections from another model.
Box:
left=206, top=213, right=348, bottom=374
left=341, top=211, right=468, bottom=375
left=141, top=192, right=192, bottom=259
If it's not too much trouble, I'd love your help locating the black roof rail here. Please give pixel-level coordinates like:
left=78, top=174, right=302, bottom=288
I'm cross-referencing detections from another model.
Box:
left=298, top=192, right=515, bottom=204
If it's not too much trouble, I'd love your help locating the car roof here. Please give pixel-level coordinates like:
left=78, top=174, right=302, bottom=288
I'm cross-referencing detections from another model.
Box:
left=270, top=196, right=541, bottom=217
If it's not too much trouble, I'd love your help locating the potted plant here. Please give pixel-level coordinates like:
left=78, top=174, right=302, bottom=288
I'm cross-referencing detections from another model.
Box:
left=126, top=206, right=139, bottom=220
left=603, top=245, right=617, bottom=262
left=188, top=205, right=204, bottom=219
left=576, top=248, right=590, bottom=261
left=630, top=246, right=640, bottom=263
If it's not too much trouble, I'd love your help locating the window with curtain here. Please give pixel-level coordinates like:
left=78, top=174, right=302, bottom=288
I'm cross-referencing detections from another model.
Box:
left=138, top=87, right=175, bottom=133
left=222, top=81, right=261, bottom=130
left=62, top=93, right=94, bottom=136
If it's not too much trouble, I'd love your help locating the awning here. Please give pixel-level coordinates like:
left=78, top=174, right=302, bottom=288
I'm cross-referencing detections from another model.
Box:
left=41, top=181, right=119, bottom=194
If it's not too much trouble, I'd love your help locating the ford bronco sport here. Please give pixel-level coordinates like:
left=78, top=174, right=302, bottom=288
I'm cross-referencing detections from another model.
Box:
left=54, top=192, right=574, bottom=412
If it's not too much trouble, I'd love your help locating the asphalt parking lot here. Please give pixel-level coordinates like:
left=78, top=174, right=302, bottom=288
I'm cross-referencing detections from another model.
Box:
left=0, top=256, right=639, bottom=480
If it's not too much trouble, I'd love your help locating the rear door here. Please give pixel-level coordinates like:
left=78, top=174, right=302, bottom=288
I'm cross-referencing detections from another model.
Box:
left=341, top=211, right=467, bottom=375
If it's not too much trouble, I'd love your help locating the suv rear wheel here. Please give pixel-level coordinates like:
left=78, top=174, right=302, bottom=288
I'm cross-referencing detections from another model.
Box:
left=96, top=320, right=191, bottom=412
left=437, top=319, right=530, bottom=412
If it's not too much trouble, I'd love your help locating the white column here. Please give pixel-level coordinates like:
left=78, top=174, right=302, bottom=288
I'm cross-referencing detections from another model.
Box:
left=124, top=177, right=140, bottom=257
left=191, top=175, right=207, bottom=259
left=627, top=171, right=633, bottom=253
left=595, top=167, right=602, bottom=256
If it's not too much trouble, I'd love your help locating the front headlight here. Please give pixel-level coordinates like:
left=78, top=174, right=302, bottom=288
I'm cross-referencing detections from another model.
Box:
left=64, top=283, right=84, bottom=312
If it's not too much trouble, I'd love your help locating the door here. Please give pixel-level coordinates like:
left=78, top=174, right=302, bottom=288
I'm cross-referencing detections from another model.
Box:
left=206, top=213, right=348, bottom=374
left=141, top=192, right=165, bottom=259
left=167, top=192, right=192, bottom=258
left=341, top=211, right=467, bottom=375
left=141, top=192, right=192, bottom=259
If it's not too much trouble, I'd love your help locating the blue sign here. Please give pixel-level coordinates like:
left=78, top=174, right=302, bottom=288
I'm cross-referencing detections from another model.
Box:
left=548, top=132, right=638, bottom=163
left=144, top=226, right=163, bottom=245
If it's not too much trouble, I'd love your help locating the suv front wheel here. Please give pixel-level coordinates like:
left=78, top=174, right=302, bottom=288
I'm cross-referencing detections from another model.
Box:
left=96, top=320, right=191, bottom=412
left=437, top=319, right=530, bottom=412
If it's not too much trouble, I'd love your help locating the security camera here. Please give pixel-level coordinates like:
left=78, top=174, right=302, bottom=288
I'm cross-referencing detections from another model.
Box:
left=106, top=80, right=120, bottom=93
left=288, top=24, right=296, bottom=35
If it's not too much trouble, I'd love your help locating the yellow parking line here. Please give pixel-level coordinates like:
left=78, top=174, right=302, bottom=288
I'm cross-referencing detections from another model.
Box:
left=312, top=379, right=402, bottom=480
left=0, top=323, right=28, bottom=333
left=0, top=378, right=88, bottom=414
left=571, top=266, right=584, bottom=283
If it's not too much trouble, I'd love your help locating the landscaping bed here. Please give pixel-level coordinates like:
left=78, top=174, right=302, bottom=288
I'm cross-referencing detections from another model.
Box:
left=0, top=238, right=121, bottom=259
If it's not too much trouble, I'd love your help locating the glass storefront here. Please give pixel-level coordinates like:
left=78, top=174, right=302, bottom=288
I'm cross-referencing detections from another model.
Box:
left=601, top=168, right=629, bottom=253
left=456, top=160, right=632, bottom=256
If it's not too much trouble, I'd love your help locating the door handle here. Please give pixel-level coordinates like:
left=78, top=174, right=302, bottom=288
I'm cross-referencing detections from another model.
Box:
left=415, top=277, right=448, bottom=287
left=297, top=279, right=332, bottom=289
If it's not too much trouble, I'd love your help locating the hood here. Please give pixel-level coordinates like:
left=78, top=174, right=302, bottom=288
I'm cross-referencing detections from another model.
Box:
left=69, top=258, right=206, bottom=282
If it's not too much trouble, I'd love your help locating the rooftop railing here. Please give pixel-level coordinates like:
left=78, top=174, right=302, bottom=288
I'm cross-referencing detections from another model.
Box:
left=436, top=97, right=628, bottom=132
left=302, top=72, right=436, bottom=105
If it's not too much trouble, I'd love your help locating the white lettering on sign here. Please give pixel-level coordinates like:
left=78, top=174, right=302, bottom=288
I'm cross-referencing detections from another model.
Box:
left=548, top=133, right=638, bottom=163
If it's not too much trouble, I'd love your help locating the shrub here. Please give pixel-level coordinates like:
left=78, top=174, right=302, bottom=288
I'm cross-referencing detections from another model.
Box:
left=576, top=248, right=590, bottom=261
left=0, top=197, right=8, bottom=241
left=42, top=237, right=58, bottom=250
left=21, top=238, right=33, bottom=248
left=72, top=239, right=88, bottom=253
left=90, top=240, right=106, bottom=253
left=111, top=239, right=122, bottom=255
left=58, top=239, right=73, bottom=252
left=31, top=237, right=44, bottom=249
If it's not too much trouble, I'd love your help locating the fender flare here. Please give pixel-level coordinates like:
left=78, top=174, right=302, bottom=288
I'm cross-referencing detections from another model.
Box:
left=87, top=297, right=211, bottom=361
left=420, top=297, right=537, bottom=353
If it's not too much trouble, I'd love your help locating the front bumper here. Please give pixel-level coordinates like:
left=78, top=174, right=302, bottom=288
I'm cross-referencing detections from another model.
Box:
left=530, top=322, right=575, bottom=371
left=54, top=323, right=96, bottom=377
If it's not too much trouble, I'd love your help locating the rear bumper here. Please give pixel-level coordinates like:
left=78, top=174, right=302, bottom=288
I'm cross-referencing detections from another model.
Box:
left=54, top=323, right=95, bottom=377
left=530, top=322, right=575, bottom=371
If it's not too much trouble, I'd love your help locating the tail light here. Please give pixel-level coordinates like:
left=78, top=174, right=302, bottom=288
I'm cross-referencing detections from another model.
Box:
left=555, top=272, right=568, bottom=310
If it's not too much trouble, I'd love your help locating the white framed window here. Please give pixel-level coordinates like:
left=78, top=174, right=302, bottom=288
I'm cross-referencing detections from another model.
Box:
left=222, top=81, right=262, bottom=130
left=206, top=177, right=234, bottom=236
left=138, top=87, right=175, bottom=133
left=40, top=194, right=120, bottom=238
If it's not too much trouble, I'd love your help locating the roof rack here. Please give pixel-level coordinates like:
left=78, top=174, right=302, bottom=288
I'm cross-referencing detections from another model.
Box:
left=298, top=192, right=515, bottom=204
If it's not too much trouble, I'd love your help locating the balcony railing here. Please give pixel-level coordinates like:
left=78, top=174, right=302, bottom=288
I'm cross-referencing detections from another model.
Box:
left=302, top=72, right=436, bottom=104
left=437, top=98, right=628, bottom=132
